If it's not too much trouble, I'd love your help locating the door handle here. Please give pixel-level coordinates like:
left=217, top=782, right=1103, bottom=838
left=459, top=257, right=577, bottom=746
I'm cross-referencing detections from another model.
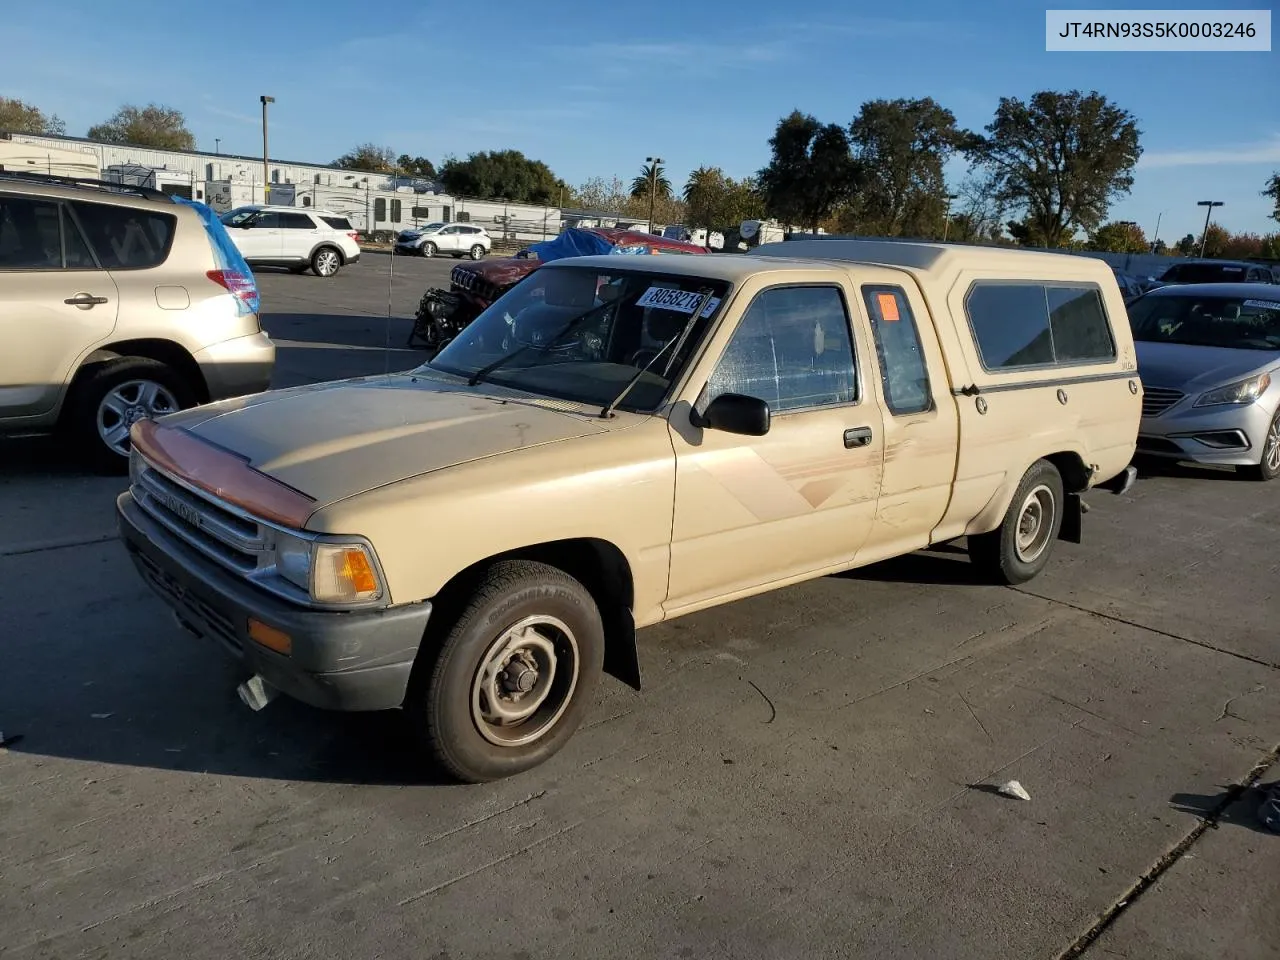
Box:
left=65, top=294, right=109, bottom=307
left=843, top=426, right=873, bottom=449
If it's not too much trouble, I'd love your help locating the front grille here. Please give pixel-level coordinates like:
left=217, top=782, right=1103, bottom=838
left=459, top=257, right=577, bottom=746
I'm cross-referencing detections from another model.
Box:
left=1141, top=385, right=1185, bottom=418
left=133, top=464, right=269, bottom=576
left=134, top=548, right=242, bottom=653
left=1137, top=436, right=1183, bottom=455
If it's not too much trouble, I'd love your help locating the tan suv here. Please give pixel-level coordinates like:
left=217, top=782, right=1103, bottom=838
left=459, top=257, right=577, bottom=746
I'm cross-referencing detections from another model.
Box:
left=117, top=239, right=1141, bottom=782
left=0, top=172, right=275, bottom=470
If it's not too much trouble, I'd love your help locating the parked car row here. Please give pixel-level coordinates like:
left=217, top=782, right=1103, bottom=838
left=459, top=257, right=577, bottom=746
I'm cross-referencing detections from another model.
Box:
left=218, top=205, right=362, bottom=277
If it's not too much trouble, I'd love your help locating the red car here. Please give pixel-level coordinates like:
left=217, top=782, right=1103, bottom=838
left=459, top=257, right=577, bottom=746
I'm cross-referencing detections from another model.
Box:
left=410, top=227, right=708, bottom=349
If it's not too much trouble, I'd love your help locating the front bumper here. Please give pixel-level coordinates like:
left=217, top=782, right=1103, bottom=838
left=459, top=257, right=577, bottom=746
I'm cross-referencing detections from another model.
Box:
left=393, top=242, right=420, bottom=255
left=194, top=331, right=276, bottom=401
left=117, top=491, right=431, bottom=711
left=1137, top=397, right=1276, bottom=467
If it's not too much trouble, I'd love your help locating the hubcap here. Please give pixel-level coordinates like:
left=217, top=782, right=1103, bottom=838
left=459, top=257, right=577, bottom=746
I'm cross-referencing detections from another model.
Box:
left=471, top=615, right=579, bottom=747
left=97, top=379, right=179, bottom=456
left=1264, top=417, right=1280, bottom=473
left=1014, top=483, right=1056, bottom=564
left=471, top=246, right=483, bottom=259
left=316, top=250, right=338, bottom=275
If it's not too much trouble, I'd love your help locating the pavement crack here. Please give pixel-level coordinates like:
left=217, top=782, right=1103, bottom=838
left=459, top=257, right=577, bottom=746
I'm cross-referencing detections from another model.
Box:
left=398, top=819, right=585, bottom=907
left=1215, top=686, right=1265, bottom=722
left=1013, top=587, right=1280, bottom=671
left=0, top=532, right=119, bottom=557
left=417, top=791, right=546, bottom=848
left=1055, top=741, right=1280, bottom=960
left=746, top=679, right=777, bottom=724
left=957, top=691, right=993, bottom=742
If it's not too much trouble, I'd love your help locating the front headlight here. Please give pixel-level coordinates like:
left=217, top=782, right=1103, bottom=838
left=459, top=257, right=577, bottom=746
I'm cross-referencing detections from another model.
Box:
left=270, top=531, right=384, bottom=605
left=1194, top=373, right=1272, bottom=407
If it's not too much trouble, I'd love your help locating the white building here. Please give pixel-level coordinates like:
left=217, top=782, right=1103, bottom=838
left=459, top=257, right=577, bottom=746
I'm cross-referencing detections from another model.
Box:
left=1, top=131, right=570, bottom=240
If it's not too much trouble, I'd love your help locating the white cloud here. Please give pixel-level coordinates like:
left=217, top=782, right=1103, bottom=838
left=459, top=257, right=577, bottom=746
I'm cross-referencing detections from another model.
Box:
left=1139, top=135, right=1280, bottom=169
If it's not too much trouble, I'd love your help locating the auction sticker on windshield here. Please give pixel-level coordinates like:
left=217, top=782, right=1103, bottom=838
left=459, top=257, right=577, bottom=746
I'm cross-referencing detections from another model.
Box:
left=636, top=286, right=721, bottom=316
left=1243, top=300, right=1280, bottom=311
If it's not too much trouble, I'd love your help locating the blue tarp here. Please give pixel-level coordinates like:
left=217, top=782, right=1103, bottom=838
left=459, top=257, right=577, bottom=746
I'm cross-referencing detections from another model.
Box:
left=518, top=228, right=618, bottom=262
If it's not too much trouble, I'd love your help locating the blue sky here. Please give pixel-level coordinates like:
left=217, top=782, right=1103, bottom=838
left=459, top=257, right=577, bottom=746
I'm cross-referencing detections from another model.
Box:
left=3, top=0, right=1277, bottom=240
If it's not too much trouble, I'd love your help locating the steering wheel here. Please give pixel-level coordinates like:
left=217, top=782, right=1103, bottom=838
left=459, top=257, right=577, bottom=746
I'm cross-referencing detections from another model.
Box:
left=628, top=348, right=661, bottom=368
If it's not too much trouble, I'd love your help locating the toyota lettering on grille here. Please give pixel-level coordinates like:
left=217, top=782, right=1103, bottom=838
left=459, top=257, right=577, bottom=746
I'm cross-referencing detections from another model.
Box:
left=155, top=490, right=202, bottom=530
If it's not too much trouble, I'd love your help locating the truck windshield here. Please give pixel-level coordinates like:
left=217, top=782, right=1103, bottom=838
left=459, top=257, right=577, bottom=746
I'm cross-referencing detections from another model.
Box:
left=426, top=265, right=731, bottom=411
left=1128, top=294, right=1280, bottom=350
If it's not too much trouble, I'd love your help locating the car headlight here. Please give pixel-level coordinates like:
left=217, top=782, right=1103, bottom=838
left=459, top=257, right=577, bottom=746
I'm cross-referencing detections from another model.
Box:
left=1194, top=373, right=1272, bottom=407
left=272, top=531, right=384, bottom=604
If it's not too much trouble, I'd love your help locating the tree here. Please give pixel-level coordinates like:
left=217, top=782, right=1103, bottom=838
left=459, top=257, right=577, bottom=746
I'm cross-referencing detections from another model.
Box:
left=965, top=90, right=1142, bottom=248
left=1152, top=239, right=1169, bottom=255
left=682, top=166, right=762, bottom=232
left=331, top=143, right=397, bottom=172
left=630, top=162, right=671, bottom=201
left=1176, top=233, right=1197, bottom=256
left=946, top=173, right=1007, bottom=243
left=1264, top=172, right=1280, bottom=225
left=847, top=97, right=966, bottom=237
left=438, top=149, right=562, bottom=204
left=395, top=154, right=437, bottom=179
left=1200, top=223, right=1230, bottom=258
left=570, top=176, right=631, bottom=213
left=1088, top=221, right=1149, bottom=253
left=0, top=96, right=65, bottom=135
left=757, top=110, right=861, bottom=234
left=87, top=104, right=194, bottom=150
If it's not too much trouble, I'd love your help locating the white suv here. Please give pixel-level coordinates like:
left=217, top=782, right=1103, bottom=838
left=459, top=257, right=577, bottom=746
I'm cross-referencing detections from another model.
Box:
left=220, top=206, right=362, bottom=277
left=394, top=222, right=490, bottom=260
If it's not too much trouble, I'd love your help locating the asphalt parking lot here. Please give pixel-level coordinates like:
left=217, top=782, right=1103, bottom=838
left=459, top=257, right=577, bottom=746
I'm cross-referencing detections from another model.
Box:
left=1, top=253, right=1277, bottom=960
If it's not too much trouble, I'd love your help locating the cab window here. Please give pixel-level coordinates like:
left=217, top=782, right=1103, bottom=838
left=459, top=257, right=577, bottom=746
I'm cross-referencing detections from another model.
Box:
left=862, top=285, right=932, bottom=415
left=704, top=285, right=857, bottom=413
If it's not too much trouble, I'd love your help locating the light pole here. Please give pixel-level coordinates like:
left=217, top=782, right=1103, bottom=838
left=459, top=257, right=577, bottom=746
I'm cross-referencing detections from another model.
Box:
left=942, top=192, right=959, bottom=242
left=260, top=95, right=274, bottom=204
left=1149, top=211, right=1164, bottom=253
left=645, top=156, right=663, bottom=233
left=214, top=138, right=221, bottom=156
left=1197, top=200, right=1223, bottom=257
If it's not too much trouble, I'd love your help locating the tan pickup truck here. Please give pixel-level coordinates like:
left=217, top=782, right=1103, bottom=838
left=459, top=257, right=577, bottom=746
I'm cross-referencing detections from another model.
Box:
left=117, top=239, right=1141, bottom=782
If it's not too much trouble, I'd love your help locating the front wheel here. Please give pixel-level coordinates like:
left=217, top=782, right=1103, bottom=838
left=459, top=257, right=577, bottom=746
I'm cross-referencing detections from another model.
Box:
left=311, top=246, right=342, bottom=277
left=1238, top=410, right=1280, bottom=481
left=469, top=244, right=485, bottom=260
left=421, top=242, right=437, bottom=258
left=968, top=459, right=1065, bottom=585
left=408, top=560, right=604, bottom=783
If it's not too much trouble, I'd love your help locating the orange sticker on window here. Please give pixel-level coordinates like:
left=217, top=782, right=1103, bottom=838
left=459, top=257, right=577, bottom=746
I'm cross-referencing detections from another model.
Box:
left=877, top=292, right=901, bottom=321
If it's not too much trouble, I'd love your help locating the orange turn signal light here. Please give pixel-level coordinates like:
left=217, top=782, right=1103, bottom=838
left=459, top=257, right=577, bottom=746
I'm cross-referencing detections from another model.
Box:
left=248, top=618, right=292, bottom=656
left=340, top=549, right=378, bottom=594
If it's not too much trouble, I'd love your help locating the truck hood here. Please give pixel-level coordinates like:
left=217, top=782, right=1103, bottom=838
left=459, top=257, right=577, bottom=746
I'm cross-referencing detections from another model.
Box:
left=1135, top=341, right=1279, bottom=391
left=164, top=372, right=613, bottom=508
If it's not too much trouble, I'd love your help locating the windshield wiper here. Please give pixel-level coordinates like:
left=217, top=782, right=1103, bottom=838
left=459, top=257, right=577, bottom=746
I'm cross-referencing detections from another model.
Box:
left=600, top=287, right=715, bottom=419
left=466, top=299, right=616, bottom=387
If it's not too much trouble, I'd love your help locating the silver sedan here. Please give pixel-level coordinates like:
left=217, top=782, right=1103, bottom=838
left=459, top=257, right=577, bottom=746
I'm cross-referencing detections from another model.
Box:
left=1129, top=283, right=1280, bottom=480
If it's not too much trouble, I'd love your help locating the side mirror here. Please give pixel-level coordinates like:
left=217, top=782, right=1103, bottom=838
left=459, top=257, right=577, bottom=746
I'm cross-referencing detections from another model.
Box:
left=691, top=393, right=771, bottom=436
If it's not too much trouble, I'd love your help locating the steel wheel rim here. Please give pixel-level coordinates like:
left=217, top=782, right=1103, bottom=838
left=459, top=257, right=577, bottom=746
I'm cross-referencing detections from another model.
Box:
left=97, top=379, right=179, bottom=456
left=470, top=614, right=579, bottom=747
left=1265, top=416, right=1280, bottom=472
left=316, top=250, right=339, bottom=275
left=471, top=245, right=483, bottom=260
left=1014, top=483, right=1056, bottom=563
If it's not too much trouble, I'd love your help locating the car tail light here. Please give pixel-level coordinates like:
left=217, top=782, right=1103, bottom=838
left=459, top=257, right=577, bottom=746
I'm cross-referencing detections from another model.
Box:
left=348, top=231, right=359, bottom=241
left=207, top=269, right=260, bottom=315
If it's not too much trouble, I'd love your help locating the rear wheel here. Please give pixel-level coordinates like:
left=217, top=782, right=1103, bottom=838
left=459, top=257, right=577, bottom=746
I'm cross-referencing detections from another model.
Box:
left=67, top=357, right=195, bottom=473
left=469, top=244, right=485, bottom=260
left=1239, top=411, right=1280, bottom=481
left=407, top=560, right=604, bottom=783
left=968, top=459, right=1065, bottom=585
left=311, top=246, right=342, bottom=277
left=421, top=242, right=437, bottom=258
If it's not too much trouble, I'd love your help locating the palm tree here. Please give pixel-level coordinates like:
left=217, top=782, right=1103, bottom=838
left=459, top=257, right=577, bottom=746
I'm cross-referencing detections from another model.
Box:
left=682, top=166, right=722, bottom=203
left=630, top=162, right=672, bottom=200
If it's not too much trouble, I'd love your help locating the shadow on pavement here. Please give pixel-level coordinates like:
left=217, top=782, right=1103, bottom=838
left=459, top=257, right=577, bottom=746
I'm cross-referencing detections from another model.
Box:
left=1168, top=782, right=1280, bottom=835
left=840, top=549, right=992, bottom=587
left=1131, top=454, right=1251, bottom=483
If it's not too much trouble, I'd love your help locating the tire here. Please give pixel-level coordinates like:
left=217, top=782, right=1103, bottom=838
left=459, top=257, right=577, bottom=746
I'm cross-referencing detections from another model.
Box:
left=1238, top=410, right=1280, bottom=481
left=66, top=357, right=197, bottom=474
left=311, top=246, right=342, bottom=277
left=421, top=242, right=437, bottom=258
left=408, top=560, right=604, bottom=783
left=469, top=244, right=485, bottom=261
left=967, top=459, right=1065, bottom=585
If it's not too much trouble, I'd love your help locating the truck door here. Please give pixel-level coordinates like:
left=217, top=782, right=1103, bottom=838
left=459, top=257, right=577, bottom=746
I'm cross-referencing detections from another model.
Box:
left=848, top=273, right=961, bottom=564
left=665, top=279, right=884, bottom=614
